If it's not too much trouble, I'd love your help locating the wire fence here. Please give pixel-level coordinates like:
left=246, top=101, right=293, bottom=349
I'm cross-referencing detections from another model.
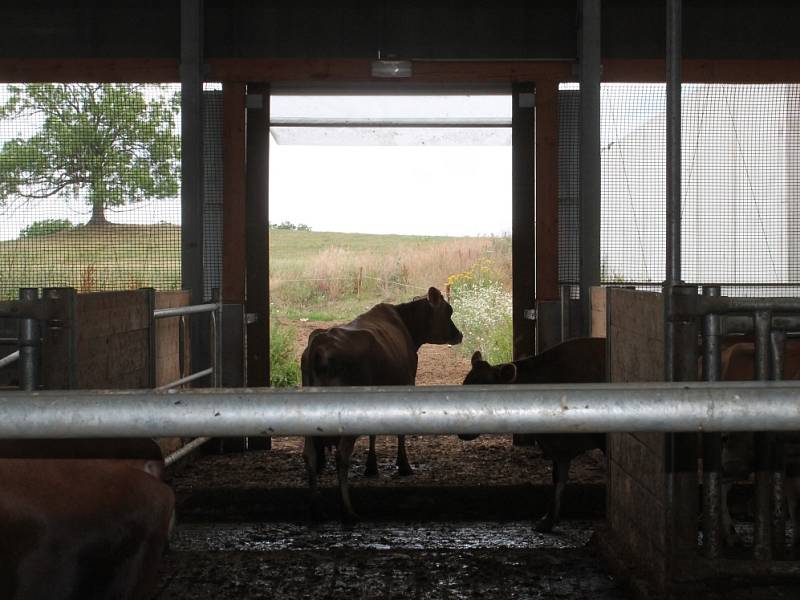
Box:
left=0, top=83, right=183, bottom=300
left=560, top=83, right=800, bottom=298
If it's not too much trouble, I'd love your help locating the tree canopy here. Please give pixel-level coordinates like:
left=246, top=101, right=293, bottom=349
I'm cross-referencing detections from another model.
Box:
left=0, top=83, right=180, bottom=226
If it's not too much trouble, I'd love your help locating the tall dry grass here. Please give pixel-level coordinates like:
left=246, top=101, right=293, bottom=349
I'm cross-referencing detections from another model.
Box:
left=270, top=234, right=510, bottom=316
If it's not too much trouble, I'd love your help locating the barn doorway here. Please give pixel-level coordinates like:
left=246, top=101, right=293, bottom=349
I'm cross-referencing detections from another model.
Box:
left=267, top=91, right=514, bottom=388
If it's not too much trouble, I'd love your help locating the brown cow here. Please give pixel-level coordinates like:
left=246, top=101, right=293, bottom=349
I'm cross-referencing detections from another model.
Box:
left=461, top=337, right=607, bottom=532
left=0, top=438, right=175, bottom=600
left=301, top=286, right=462, bottom=521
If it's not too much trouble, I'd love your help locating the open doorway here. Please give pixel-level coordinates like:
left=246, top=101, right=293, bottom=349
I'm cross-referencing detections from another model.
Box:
left=267, top=92, right=513, bottom=387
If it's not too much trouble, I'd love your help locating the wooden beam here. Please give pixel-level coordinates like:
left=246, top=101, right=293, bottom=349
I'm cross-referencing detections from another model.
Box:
left=0, top=59, right=178, bottom=83
left=208, top=58, right=574, bottom=85
left=512, top=83, right=536, bottom=360
left=535, top=81, right=560, bottom=303
left=6, top=57, right=800, bottom=85
left=245, top=83, right=270, bottom=388
left=604, top=58, right=800, bottom=83
left=222, top=82, right=247, bottom=303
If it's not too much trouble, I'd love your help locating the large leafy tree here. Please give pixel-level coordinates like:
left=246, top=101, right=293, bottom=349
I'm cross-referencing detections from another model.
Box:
left=0, top=83, right=180, bottom=226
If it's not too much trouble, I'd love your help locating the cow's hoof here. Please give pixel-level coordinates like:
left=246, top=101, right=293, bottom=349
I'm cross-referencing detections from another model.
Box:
left=458, top=434, right=480, bottom=441
left=534, top=516, right=555, bottom=533
left=364, top=456, right=379, bottom=477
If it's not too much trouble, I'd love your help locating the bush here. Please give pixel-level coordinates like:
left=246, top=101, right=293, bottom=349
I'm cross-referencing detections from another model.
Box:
left=449, top=263, right=513, bottom=365
left=18, top=219, right=74, bottom=239
left=270, top=317, right=301, bottom=387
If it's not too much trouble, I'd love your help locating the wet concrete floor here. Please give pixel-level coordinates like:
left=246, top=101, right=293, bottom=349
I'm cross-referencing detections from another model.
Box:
left=153, top=519, right=630, bottom=599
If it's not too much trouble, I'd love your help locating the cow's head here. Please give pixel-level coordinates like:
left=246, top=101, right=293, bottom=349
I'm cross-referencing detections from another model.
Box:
left=462, top=350, right=517, bottom=384
left=413, top=286, right=463, bottom=346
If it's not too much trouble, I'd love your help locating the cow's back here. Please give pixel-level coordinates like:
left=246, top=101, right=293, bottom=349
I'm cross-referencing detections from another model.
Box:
left=514, top=337, right=606, bottom=384
left=301, top=304, right=417, bottom=387
left=0, top=459, right=174, bottom=600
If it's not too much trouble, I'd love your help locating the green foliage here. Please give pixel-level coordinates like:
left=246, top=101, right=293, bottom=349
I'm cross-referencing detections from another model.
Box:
left=0, top=84, right=180, bottom=224
left=270, top=317, right=301, bottom=388
left=449, top=261, right=513, bottom=365
left=270, top=221, right=311, bottom=231
left=18, top=218, right=74, bottom=239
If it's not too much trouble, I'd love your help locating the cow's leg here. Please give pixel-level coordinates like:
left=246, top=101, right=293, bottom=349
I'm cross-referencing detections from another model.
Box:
left=336, top=435, right=359, bottom=522
left=395, top=435, right=413, bottom=476
left=365, top=435, right=379, bottom=477
left=535, top=457, right=569, bottom=533
left=303, top=436, right=324, bottom=521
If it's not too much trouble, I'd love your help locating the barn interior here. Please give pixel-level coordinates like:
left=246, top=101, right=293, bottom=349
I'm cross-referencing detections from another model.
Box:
left=3, top=1, right=800, bottom=599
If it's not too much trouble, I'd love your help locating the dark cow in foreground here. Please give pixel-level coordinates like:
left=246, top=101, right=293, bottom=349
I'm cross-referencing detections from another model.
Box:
left=301, top=286, right=463, bottom=521
left=461, top=337, right=607, bottom=532
left=0, top=438, right=175, bottom=600
left=716, top=340, right=800, bottom=549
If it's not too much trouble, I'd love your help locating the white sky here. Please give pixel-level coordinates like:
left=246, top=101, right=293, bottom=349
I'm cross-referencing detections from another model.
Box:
left=0, top=89, right=513, bottom=239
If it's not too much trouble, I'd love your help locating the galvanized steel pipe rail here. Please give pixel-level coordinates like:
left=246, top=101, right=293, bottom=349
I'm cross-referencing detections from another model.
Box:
left=1, top=382, right=800, bottom=439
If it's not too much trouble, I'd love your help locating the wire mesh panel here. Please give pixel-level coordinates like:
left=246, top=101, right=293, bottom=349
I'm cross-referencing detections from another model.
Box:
left=558, top=88, right=580, bottom=289
left=0, top=83, right=182, bottom=299
left=202, top=87, right=223, bottom=302
left=561, top=83, right=800, bottom=297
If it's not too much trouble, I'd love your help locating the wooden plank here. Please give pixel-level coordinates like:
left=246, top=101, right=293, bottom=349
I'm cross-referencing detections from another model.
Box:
left=154, top=290, right=191, bottom=388
left=535, top=81, right=560, bottom=303
left=511, top=82, right=536, bottom=359
left=222, top=82, right=247, bottom=303
left=0, top=58, right=179, bottom=83
left=209, top=58, right=574, bottom=85
left=245, top=83, right=271, bottom=387
left=604, top=58, right=800, bottom=84
left=608, top=432, right=665, bottom=499
left=590, top=286, right=607, bottom=338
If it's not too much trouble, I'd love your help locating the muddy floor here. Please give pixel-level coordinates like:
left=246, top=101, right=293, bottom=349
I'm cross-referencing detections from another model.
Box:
left=154, top=433, right=618, bottom=600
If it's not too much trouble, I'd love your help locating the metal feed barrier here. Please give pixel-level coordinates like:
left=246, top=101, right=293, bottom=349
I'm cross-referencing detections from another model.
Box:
left=669, top=284, right=800, bottom=562
left=1, top=382, right=800, bottom=438
left=0, top=287, right=222, bottom=465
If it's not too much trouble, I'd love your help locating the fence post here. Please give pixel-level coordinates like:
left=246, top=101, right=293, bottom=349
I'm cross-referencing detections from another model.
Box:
left=144, top=288, right=157, bottom=389
left=41, top=287, right=77, bottom=390
left=18, top=288, right=40, bottom=391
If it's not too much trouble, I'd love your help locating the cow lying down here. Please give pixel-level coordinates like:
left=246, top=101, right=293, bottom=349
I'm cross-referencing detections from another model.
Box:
left=301, top=286, right=462, bottom=521
left=461, top=337, right=607, bottom=532
left=0, top=438, right=175, bottom=600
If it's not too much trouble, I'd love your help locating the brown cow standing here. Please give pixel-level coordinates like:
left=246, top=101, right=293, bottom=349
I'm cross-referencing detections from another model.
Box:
left=301, top=286, right=462, bottom=521
left=461, top=337, right=607, bottom=532
left=0, top=438, right=175, bottom=600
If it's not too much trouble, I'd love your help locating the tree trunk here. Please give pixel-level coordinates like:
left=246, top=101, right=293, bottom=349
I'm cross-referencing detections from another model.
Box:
left=87, top=203, right=108, bottom=226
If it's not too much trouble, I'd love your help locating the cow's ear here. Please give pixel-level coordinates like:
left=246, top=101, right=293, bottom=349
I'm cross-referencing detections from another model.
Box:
left=471, top=350, right=484, bottom=367
left=427, top=286, right=442, bottom=306
left=499, top=363, right=517, bottom=383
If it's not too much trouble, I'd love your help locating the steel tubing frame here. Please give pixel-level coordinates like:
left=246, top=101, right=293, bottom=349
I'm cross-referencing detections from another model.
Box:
left=1, top=382, right=800, bottom=439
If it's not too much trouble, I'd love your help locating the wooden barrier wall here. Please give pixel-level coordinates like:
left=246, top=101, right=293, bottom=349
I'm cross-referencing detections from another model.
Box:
left=604, top=288, right=669, bottom=592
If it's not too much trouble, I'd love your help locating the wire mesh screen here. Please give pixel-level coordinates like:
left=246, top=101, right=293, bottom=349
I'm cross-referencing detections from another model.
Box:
left=560, top=83, right=800, bottom=297
left=202, top=87, right=223, bottom=301
left=0, top=83, right=182, bottom=300
left=558, top=89, right=580, bottom=288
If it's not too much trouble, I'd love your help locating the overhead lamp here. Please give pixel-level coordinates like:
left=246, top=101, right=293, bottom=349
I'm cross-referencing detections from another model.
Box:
left=371, top=60, right=413, bottom=78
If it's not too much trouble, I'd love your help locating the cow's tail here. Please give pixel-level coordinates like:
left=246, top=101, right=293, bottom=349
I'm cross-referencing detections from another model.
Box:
left=304, top=342, right=345, bottom=386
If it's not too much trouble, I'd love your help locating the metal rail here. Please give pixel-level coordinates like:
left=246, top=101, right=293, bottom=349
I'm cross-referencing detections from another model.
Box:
left=164, top=436, right=211, bottom=468
left=153, top=301, right=222, bottom=389
left=0, top=350, right=19, bottom=369
left=1, top=382, right=800, bottom=439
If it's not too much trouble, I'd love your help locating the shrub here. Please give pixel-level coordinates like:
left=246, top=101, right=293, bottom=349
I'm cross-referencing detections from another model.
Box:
left=270, top=317, right=301, bottom=387
left=18, top=219, right=74, bottom=239
left=449, top=262, right=513, bottom=365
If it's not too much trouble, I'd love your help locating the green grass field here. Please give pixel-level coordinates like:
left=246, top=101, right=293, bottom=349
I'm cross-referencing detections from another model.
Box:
left=0, top=225, right=514, bottom=382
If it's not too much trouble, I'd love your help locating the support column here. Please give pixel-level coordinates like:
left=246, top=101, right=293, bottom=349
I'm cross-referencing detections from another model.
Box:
left=579, top=0, right=602, bottom=337
left=512, top=83, right=536, bottom=360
